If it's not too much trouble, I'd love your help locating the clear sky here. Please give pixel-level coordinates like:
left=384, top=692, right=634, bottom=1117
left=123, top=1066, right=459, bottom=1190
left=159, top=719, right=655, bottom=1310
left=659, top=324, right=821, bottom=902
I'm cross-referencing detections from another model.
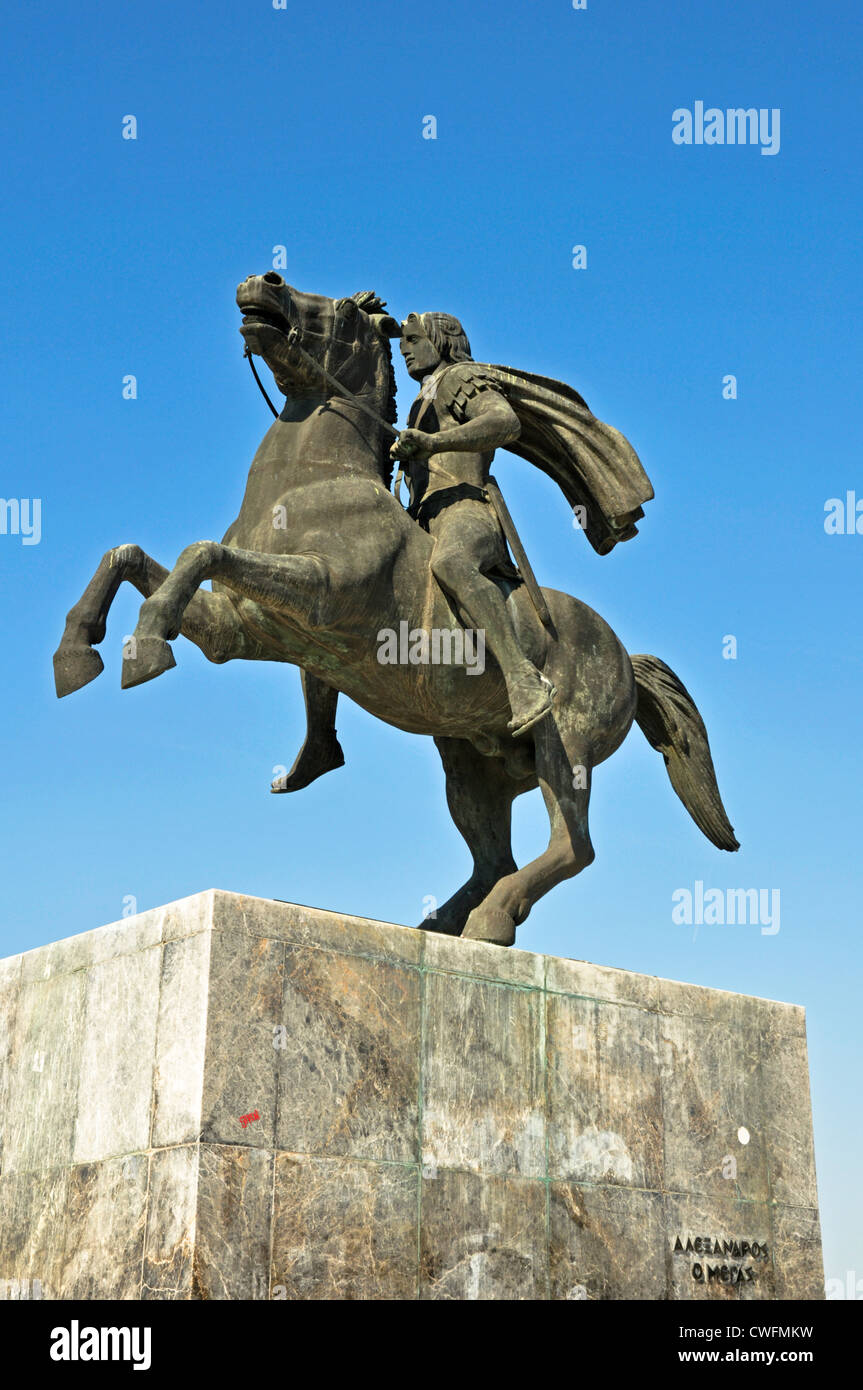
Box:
left=1, top=0, right=860, bottom=1293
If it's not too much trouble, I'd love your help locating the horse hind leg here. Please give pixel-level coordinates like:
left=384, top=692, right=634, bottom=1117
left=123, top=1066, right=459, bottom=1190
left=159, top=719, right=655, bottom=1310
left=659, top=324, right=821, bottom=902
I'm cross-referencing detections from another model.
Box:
left=419, top=736, right=527, bottom=936
left=463, top=718, right=595, bottom=947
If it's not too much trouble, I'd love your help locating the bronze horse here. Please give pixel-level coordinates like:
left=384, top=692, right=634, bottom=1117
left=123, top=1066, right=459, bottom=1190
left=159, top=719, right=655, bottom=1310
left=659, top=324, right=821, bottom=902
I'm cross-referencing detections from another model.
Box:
left=53, top=273, right=738, bottom=946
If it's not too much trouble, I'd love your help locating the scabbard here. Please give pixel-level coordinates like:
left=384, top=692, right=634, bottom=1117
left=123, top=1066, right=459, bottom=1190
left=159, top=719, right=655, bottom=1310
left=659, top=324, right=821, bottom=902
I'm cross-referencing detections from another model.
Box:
left=485, top=475, right=554, bottom=632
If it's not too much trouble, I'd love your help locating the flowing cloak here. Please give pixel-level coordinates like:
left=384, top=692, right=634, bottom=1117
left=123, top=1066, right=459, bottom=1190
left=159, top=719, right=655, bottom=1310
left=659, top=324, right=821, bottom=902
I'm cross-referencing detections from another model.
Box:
left=475, top=363, right=654, bottom=556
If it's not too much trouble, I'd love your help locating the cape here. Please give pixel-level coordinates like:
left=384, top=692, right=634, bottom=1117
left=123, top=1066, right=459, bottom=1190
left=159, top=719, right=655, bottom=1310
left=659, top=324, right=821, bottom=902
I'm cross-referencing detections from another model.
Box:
left=477, top=363, right=655, bottom=556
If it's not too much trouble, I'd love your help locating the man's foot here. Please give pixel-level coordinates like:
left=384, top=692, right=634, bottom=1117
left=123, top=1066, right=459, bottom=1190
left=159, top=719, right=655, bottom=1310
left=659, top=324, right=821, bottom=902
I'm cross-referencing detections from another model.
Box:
left=506, top=670, right=556, bottom=738
left=271, top=737, right=345, bottom=793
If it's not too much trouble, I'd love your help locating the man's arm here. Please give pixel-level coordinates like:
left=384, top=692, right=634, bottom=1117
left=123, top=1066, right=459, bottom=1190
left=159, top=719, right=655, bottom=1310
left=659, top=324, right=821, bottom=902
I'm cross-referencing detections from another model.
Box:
left=392, top=390, right=521, bottom=461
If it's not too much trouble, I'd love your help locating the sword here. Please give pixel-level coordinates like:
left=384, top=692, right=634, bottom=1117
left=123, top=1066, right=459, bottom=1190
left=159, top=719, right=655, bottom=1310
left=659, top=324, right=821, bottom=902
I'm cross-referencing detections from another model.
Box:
left=485, top=475, right=555, bottom=633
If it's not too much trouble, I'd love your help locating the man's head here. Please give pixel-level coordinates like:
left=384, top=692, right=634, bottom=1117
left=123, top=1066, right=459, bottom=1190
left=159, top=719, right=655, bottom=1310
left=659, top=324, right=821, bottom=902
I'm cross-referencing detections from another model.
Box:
left=399, top=312, right=472, bottom=380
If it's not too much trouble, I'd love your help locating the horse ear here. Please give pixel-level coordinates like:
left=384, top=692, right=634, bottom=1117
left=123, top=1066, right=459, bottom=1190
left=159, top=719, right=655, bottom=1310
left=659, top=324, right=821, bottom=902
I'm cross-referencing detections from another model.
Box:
left=371, top=313, right=402, bottom=339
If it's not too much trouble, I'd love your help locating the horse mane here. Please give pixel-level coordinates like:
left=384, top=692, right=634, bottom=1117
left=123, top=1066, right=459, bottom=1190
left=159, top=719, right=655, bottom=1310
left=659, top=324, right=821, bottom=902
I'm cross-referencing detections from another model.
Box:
left=350, top=291, right=397, bottom=488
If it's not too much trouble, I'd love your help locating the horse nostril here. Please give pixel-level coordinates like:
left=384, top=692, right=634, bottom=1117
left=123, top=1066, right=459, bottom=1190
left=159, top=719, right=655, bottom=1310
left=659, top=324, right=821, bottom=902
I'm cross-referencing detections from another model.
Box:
left=263, top=272, right=284, bottom=286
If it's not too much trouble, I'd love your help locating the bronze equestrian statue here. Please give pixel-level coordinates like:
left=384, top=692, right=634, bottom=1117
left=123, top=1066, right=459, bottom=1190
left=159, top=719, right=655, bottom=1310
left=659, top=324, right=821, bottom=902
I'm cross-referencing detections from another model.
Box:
left=53, top=272, right=738, bottom=947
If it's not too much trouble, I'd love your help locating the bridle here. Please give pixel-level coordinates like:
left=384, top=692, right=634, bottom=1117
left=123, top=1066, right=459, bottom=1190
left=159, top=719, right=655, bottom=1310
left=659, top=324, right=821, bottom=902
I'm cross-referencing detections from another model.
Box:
left=244, top=329, right=399, bottom=440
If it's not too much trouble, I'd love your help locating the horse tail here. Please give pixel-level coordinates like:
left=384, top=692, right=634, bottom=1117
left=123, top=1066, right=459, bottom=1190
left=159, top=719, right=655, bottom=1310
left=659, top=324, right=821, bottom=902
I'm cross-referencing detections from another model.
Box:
left=630, top=653, right=739, bottom=852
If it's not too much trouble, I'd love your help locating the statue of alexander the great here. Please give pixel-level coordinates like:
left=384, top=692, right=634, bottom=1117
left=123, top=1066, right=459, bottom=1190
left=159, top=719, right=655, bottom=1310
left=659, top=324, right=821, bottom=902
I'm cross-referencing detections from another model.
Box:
left=54, top=270, right=737, bottom=948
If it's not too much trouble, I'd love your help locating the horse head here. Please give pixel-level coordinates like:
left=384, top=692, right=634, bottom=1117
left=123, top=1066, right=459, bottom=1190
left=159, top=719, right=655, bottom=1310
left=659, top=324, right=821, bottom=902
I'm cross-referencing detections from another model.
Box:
left=237, top=271, right=400, bottom=421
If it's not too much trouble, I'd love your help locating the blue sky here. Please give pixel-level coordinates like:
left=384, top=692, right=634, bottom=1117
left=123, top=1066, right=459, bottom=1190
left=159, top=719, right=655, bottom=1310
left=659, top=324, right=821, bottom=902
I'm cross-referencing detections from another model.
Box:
left=1, top=0, right=860, bottom=1291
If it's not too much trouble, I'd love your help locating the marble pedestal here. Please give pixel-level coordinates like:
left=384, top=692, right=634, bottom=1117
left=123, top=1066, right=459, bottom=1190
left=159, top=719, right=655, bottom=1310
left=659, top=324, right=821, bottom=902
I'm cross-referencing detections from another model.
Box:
left=0, top=890, right=823, bottom=1299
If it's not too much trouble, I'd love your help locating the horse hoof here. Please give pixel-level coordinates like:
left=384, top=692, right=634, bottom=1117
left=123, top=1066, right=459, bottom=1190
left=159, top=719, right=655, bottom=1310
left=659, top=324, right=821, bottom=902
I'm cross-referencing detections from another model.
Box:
left=462, top=907, right=516, bottom=947
left=53, top=644, right=104, bottom=698
left=121, top=636, right=176, bottom=689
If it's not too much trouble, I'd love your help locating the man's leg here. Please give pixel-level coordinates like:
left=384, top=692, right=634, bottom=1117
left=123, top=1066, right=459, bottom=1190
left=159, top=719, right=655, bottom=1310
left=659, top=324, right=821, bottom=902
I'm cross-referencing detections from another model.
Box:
left=271, top=670, right=345, bottom=793
left=429, top=502, right=554, bottom=736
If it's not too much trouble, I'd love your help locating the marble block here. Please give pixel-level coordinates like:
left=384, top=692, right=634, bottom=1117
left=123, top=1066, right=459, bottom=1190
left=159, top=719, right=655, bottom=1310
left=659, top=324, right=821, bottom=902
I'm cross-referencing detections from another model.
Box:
left=0, top=891, right=823, bottom=1300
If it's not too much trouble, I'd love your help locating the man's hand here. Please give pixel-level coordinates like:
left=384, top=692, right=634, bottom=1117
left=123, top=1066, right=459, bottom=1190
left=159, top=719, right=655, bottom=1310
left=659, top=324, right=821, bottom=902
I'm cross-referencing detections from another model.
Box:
left=390, top=428, right=436, bottom=463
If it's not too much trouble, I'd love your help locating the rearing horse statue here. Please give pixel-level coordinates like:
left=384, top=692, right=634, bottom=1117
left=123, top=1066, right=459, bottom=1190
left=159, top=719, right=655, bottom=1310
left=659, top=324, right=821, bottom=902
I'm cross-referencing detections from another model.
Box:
left=53, top=272, right=738, bottom=946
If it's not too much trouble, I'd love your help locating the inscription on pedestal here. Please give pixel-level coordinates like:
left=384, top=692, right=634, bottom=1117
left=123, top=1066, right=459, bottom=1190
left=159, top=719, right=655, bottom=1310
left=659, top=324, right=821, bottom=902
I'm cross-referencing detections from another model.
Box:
left=673, top=1235, right=771, bottom=1288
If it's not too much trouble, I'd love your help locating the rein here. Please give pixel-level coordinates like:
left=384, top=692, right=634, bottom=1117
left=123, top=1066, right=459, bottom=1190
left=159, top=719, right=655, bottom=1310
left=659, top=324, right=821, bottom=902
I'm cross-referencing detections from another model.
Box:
left=243, top=346, right=279, bottom=418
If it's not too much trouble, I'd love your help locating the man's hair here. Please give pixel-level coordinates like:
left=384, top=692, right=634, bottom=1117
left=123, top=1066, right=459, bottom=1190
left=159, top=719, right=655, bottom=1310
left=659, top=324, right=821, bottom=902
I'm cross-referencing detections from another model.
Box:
left=405, top=312, right=472, bottom=362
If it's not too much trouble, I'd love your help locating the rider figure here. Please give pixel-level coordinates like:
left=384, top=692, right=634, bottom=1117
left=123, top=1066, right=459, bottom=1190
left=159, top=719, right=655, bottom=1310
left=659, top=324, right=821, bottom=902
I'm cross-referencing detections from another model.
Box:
left=391, top=311, right=555, bottom=737
left=273, top=309, right=579, bottom=795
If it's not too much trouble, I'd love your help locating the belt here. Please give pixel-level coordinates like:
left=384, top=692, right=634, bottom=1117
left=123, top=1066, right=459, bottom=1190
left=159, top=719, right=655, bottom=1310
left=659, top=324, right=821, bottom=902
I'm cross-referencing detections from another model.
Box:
left=408, top=482, right=489, bottom=530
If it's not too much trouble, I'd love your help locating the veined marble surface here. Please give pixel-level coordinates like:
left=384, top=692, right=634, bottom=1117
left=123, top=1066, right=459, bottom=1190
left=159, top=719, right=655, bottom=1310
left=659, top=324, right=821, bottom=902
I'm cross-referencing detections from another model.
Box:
left=0, top=891, right=823, bottom=1300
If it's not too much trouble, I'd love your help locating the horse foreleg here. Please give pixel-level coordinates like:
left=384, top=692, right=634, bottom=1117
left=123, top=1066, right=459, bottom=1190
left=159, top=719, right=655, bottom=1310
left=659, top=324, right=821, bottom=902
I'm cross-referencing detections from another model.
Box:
left=54, top=544, right=256, bottom=697
left=419, top=737, right=524, bottom=936
left=124, top=541, right=330, bottom=687
left=463, top=720, right=595, bottom=947
left=54, top=545, right=169, bottom=696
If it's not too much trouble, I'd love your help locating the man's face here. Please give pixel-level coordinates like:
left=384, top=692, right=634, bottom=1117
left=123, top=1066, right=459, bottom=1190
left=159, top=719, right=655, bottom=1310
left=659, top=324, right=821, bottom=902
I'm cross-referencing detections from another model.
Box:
left=399, top=320, right=441, bottom=380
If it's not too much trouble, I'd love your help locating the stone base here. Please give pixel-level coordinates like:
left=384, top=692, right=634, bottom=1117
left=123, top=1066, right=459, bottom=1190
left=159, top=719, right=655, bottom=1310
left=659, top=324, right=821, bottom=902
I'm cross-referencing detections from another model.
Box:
left=0, top=891, right=823, bottom=1300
